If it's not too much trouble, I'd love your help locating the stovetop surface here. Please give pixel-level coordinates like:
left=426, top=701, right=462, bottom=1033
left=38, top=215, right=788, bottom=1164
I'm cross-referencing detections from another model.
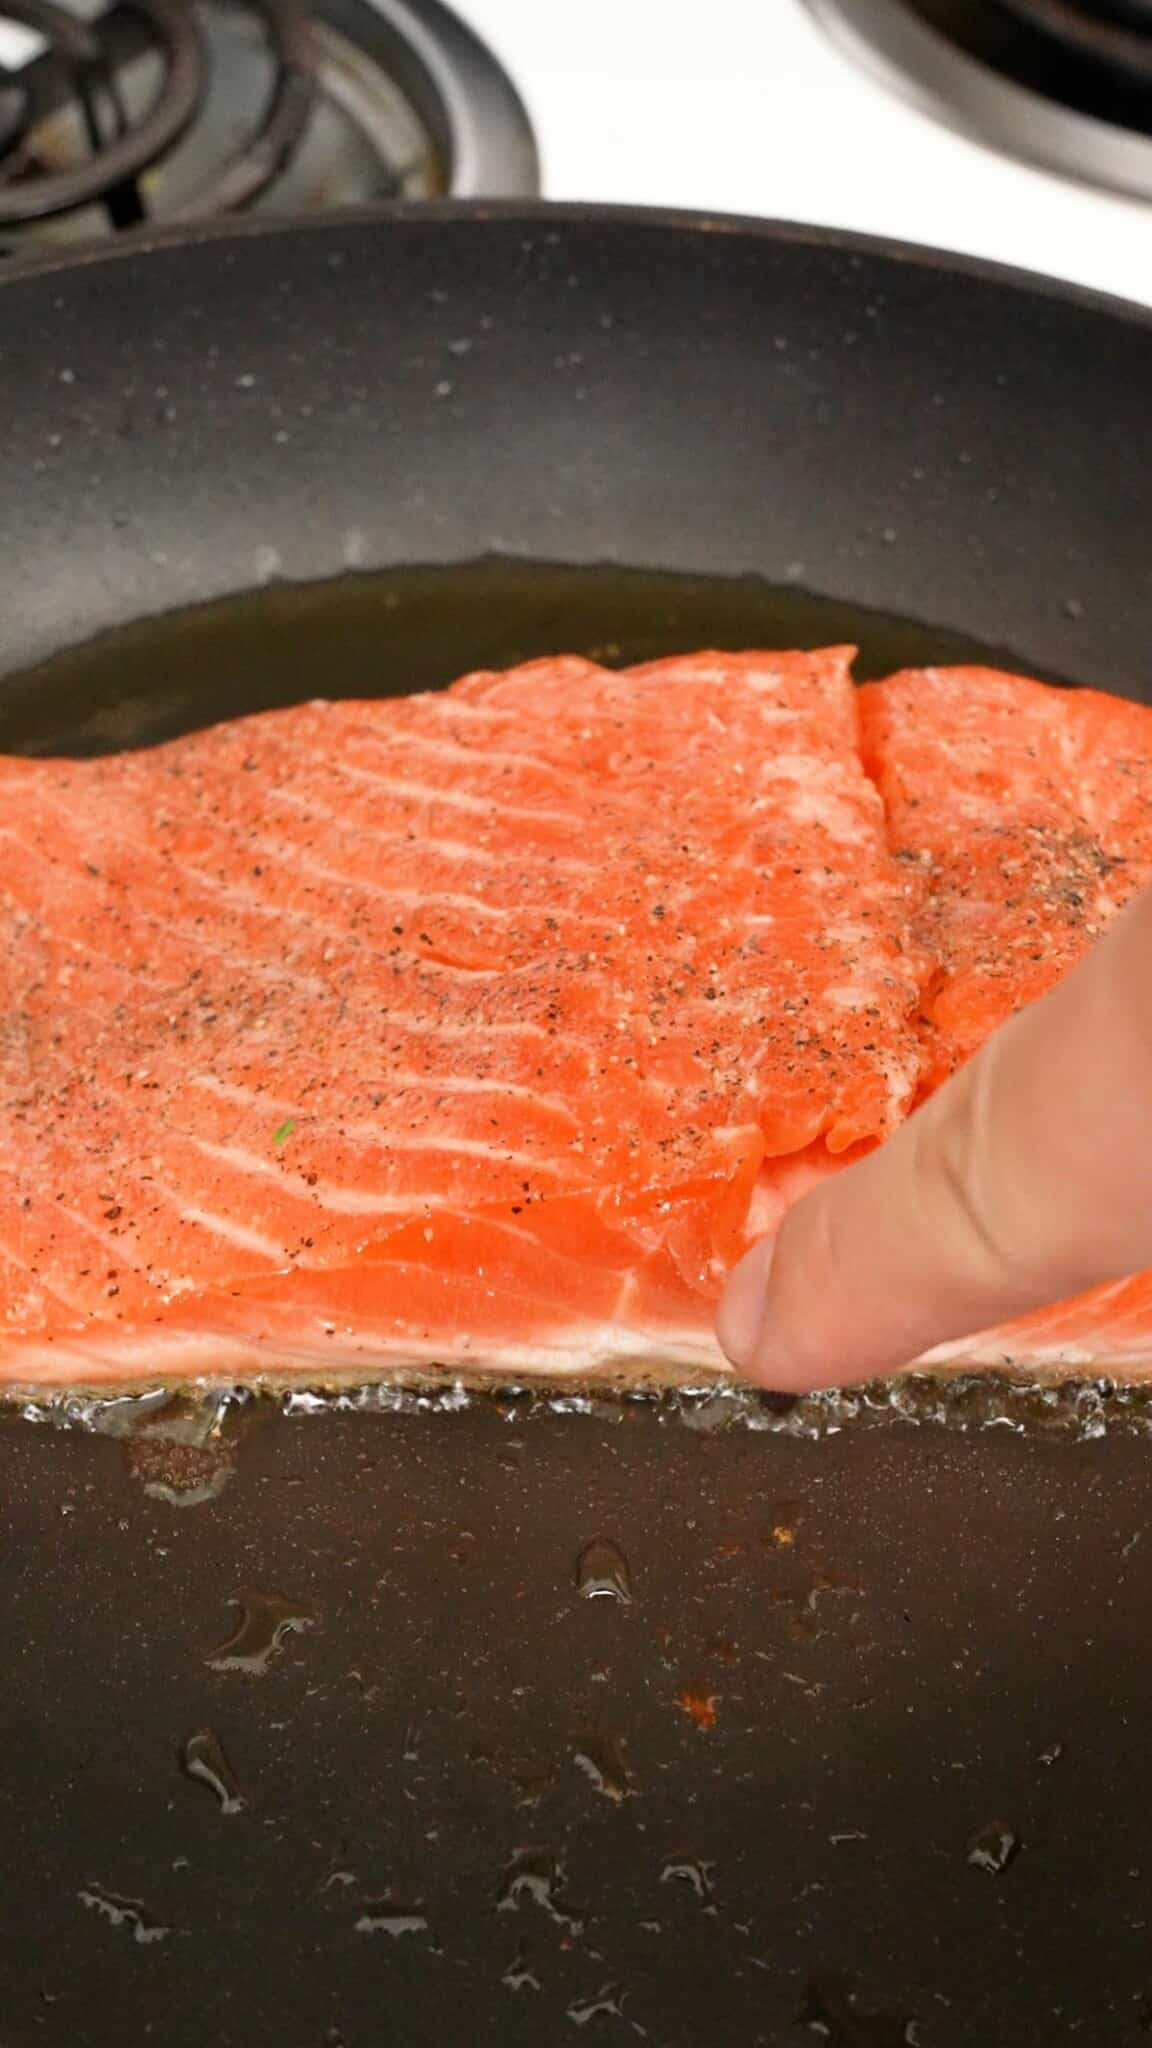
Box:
left=1, top=0, right=1149, bottom=302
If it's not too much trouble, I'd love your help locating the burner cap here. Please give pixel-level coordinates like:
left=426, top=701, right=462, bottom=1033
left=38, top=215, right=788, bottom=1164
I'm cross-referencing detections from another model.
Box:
left=808, top=0, right=1152, bottom=198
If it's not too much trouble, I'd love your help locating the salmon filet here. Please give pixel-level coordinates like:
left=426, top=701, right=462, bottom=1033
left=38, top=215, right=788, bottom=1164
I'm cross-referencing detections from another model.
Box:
left=0, top=649, right=925, bottom=1389
left=4, top=650, right=1152, bottom=1393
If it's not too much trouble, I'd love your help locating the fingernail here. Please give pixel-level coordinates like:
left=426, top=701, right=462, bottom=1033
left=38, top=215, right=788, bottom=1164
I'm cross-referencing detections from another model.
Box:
left=716, top=1237, right=774, bottom=1370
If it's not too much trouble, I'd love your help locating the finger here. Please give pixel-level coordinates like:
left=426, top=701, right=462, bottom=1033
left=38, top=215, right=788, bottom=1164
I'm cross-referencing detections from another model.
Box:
left=716, top=885, right=1152, bottom=1390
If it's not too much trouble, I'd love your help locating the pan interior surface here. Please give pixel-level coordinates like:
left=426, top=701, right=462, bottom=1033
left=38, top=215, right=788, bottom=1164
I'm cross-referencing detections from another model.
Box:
left=6, top=1392, right=1152, bottom=2048
left=1, top=208, right=1152, bottom=2046
left=0, top=208, right=1149, bottom=699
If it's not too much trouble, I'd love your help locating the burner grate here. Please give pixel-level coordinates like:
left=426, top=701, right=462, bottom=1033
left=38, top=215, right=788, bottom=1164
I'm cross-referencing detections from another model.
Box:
left=1, top=0, right=203, bottom=226
left=172, top=0, right=316, bottom=217
left=0, top=0, right=536, bottom=248
left=0, top=0, right=314, bottom=229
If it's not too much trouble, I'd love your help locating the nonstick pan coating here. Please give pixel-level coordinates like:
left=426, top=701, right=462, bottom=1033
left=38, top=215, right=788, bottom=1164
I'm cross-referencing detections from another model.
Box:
left=1, top=208, right=1152, bottom=2047
left=0, top=204, right=1150, bottom=694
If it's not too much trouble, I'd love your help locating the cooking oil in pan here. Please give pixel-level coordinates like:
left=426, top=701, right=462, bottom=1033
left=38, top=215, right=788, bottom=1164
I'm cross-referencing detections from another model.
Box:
left=660, top=1858, right=716, bottom=1907
left=0, top=555, right=1059, bottom=758
left=564, top=1984, right=628, bottom=2027
left=205, top=1587, right=318, bottom=1673
left=496, top=1846, right=585, bottom=1933
left=354, top=1903, right=432, bottom=1940
left=500, top=1940, right=541, bottom=1992
left=180, top=1728, right=245, bottom=1815
left=77, top=1885, right=172, bottom=1946
left=575, top=1538, right=633, bottom=1603
left=14, top=1368, right=1152, bottom=1444
left=572, top=1732, right=633, bottom=1804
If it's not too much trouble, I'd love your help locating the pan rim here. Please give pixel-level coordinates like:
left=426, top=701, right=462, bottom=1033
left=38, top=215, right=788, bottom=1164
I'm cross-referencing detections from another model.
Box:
left=2, top=196, right=1150, bottom=335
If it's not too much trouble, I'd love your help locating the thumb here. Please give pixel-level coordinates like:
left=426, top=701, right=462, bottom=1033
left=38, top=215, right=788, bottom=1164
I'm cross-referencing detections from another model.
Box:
left=716, top=884, right=1152, bottom=1391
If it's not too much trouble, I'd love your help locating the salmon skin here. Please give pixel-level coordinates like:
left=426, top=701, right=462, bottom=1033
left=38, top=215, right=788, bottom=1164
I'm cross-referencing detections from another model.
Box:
left=1, top=651, right=1150, bottom=1392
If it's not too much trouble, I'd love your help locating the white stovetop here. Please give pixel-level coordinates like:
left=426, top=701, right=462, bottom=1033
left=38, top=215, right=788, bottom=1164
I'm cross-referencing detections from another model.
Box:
left=463, top=0, right=1152, bottom=309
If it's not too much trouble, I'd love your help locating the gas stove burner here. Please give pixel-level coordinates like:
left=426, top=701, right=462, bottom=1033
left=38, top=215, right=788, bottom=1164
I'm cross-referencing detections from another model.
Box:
left=808, top=0, right=1152, bottom=199
left=0, top=0, right=537, bottom=251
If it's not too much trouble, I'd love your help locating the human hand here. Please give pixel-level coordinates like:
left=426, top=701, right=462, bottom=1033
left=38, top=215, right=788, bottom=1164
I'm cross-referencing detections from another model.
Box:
left=717, top=885, right=1152, bottom=1390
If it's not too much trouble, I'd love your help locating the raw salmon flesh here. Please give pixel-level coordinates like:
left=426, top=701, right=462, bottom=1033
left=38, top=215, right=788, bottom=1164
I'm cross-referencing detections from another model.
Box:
left=2, top=650, right=1150, bottom=1391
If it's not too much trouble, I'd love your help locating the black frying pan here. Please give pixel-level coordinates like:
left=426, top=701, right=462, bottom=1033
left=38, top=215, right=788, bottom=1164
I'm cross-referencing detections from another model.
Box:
left=2, top=207, right=1152, bottom=2048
